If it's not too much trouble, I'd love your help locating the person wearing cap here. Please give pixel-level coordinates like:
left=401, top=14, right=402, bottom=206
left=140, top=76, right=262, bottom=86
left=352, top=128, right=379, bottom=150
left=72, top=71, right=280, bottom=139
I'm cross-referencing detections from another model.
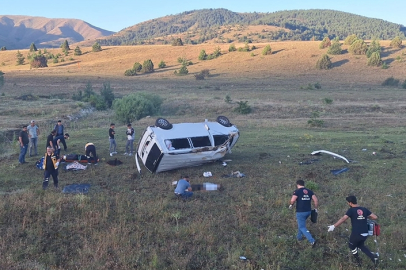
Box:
left=85, top=142, right=98, bottom=164
left=327, top=195, right=379, bottom=267
left=54, top=120, right=67, bottom=151
left=289, top=179, right=319, bottom=247
left=124, top=123, right=135, bottom=156
left=53, top=133, right=70, bottom=156
left=18, top=125, right=29, bottom=164
left=109, top=123, right=117, bottom=156
left=174, top=176, right=193, bottom=200
left=42, top=146, right=61, bottom=190
left=27, top=120, right=40, bottom=156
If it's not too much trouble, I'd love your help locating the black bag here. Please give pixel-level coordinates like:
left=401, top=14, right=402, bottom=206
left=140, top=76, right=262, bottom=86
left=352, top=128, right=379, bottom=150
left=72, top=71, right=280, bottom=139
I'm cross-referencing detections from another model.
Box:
left=311, top=209, right=318, bottom=223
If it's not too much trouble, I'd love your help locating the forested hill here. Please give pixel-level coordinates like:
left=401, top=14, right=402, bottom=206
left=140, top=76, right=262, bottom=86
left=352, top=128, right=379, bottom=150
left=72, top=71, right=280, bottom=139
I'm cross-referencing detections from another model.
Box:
left=98, top=8, right=406, bottom=46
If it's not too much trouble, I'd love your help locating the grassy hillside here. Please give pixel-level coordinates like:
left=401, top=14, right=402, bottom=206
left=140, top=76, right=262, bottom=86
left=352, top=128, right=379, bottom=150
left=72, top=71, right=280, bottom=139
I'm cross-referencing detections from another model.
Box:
left=1, top=41, right=406, bottom=269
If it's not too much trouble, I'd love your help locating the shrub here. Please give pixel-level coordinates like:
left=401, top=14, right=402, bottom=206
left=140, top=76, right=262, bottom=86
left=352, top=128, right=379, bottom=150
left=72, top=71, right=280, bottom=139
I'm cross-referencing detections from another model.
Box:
left=89, top=94, right=107, bottom=110
left=381, top=62, right=388, bottom=69
left=324, top=98, right=333, bottom=104
left=349, top=39, right=367, bottom=55
left=229, top=44, right=236, bottom=52
left=194, top=69, right=210, bottom=80
left=314, top=82, right=322, bottom=89
left=124, top=69, right=136, bottom=76
left=176, top=63, right=188, bottom=75
left=262, top=44, right=272, bottom=55
left=100, top=82, right=115, bottom=108
left=16, top=50, right=25, bottom=65
left=0, top=46, right=6, bottom=51
left=224, top=95, right=232, bottom=103
left=74, top=46, right=82, bottom=56
left=344, top=34, right=358, bottom=45
left=60, top=40, right=70, bottom=52
left=234, top=101, right=252, bottom=114
left=0, top=72, right=4, bottom=89
left=92, top=42, right=102, bottom=52
left=177, top=57, right=186, bottom=64
left=133, top=62, right=142, bottom=72
left=308, top=111, right=324, bottom=127
left=172, top=38, right=183, bottom=46
left=327, top=41, right=342, bottom=55
left=316, top=54, right=332, bottom=70
left=319, top=37, right=331, bottom=49
left=113, top=92, right=163, bottom=123
left=29, top=43, right=38, bottom=52
left=198, top=50, right=207, bottom=60
left=366, top=39, right=381, bottom=58
left=402, top=80, right=406, bottom=89
left=142, top=59, right=154, bottom=73
left=390, top=36, right=402, bottom=48
left=158, top=60, right=166, bottom=68
left=367, top=51, right=381, bottom=66
left=382, top=77, right=399, bottom=87
left=238, top=42, right=250, bottom=52
left=30, top=54, right=48, bottom=68
left=194, top=73, right=205, bottom=80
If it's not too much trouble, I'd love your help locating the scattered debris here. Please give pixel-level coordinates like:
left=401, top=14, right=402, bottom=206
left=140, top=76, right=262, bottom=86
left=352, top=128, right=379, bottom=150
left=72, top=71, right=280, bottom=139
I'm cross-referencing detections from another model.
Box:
left=330, top=168, right=349, bottom=175
left=311, top=150, right=350, bottom=163
left=203, top=172, right=213, bottom=177
left=222, top=171, right=245, bottom=178
left=65, top=161, right=87, bottom=171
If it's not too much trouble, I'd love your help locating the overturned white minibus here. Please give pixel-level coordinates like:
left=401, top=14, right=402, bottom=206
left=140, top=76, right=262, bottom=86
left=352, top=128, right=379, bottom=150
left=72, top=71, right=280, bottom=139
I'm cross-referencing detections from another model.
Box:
left=135, top=116, right=239, bottom=173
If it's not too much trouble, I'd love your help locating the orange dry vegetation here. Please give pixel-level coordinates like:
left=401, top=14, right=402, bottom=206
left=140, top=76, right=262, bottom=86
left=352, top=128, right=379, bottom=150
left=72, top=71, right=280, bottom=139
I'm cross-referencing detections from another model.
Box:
left=1, top=40, right=404, bottom=84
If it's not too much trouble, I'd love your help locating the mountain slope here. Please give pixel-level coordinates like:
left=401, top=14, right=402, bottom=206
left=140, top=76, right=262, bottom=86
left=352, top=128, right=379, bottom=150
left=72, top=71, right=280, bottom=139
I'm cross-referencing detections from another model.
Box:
left=98, top=8, right=406, bottom=46
left=0, top=15, right=115, bottom=49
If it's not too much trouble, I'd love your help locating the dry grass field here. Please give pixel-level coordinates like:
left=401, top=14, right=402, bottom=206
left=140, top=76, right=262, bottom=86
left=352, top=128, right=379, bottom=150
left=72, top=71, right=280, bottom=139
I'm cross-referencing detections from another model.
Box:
left=1, top=41, right=406, bottom=269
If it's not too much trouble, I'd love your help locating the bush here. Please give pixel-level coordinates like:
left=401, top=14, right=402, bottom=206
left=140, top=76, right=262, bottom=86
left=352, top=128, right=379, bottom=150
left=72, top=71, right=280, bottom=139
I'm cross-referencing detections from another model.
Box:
left=198, top=50, right=207, bottom=60
left=100, top=82, right=115, bottom=108
left=0, top=46, right=6, bottom=51
left=158, top=60, right=166, bottom=68
left=390, top=36, right=402, bottom=48
left=382, top=77, right=399, bottom=87
left=113, top=92, right=163, bottom=123
left=172, top=38, right=183, bottom=46
left=344, top=34, right=358, bottom=45
left=308, top=111, right=324, bottom=127
left=133, top=62, right=142, bottom=72
left=319, top=37, right=331, bottom=49
left=234, top=101, right=252, bottom=114
left=92, top=42, right=102, bottom=52
left=224, top=95, right=232, bottom=103
left=367, top=51, right=381, bottom=66
left=176, top=63, right=188, bottom=75
left=16, top=50, right=25, bottom=65
left=349, top=39, right=367, bottom=55
left=61, top=40, right=70, bottom=52
left=229, top=44, right=236, bottom=52
left=381, top=62, right=388, bottom=69
left=238, top=43, right=250, bottom=52
left=402, top=80, right=406, bottom=89
left=29, top=43, right=38, bottom=52
left=327, top=41, right=342, bottom=55
left=142, top=59, right=154, bottom=73
left=74, top=46, right=82, bottom=56
left=194, top=69, right=209, bottom=80
left=316, top=54, right=332, bottom=70
left=366, top=39, right=381, bottom=58
left=89, top=94, right=106, bottom=110
left=124, top=69, right=136, bottom=76
left=262, top=44, right=272, bottom=55
left=30, top=54, right=48, bottom=68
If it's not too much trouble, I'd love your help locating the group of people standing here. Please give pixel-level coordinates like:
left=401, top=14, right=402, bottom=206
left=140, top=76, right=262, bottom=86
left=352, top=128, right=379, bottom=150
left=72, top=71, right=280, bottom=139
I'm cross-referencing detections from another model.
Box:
left=289, top=180, right=379, bottom=267
left=108, top=123, right=135, bottom=156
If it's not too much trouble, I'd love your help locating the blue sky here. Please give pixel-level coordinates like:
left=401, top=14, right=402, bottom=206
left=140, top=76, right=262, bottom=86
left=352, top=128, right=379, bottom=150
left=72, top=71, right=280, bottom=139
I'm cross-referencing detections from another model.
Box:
left=2, top=0, right=405, bottom=32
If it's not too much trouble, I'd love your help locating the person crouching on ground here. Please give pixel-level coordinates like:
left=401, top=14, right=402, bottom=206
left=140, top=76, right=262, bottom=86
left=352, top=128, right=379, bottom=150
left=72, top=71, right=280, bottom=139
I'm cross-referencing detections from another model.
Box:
left=174, top=176, right=193, bottom=200
left=42, top=146, right=60, bottom=190
left=53, top=133, right=69, bottom=156
left=85, top=142, right=98, bottom=164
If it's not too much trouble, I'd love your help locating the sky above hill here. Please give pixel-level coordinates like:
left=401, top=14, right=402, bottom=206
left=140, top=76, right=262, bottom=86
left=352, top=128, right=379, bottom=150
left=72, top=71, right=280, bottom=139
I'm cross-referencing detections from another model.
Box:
left=2, top=0, right=405, bottom=32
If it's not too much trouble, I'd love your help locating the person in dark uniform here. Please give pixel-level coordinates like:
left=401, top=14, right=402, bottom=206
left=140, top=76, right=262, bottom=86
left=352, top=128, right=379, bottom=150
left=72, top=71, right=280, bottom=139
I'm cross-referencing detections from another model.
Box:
left=54, top=120, right=67, bottom=150
left=109, top=123, right=117, bottom=156
left=46, top=130, right=56, bottom=150
left=18, top=125, right=30, bottom=164
left=328, top=195, right=379, bottom=267
left=53, top=133, right=69, bottom=156
left=85, top=142, right=98, bottom=164
left=42, top=146, right=60, bottom=190
left=289, top=179, right=319, bottom=247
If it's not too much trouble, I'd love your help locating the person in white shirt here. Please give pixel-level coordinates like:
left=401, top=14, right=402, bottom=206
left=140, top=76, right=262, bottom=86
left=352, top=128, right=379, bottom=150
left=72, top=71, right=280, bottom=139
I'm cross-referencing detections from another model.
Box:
left=125, top=123, right=135, bottom=156
left=27, top=120, right=40, bottom=156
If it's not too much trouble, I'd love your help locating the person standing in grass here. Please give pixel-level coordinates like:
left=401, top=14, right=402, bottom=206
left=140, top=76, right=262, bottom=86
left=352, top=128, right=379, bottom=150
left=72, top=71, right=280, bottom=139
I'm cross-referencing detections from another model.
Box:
left=327, top=195, right=379, bottom=267
left=109, top=123, right=117, bottom=156
left=27, top=120, right=40, bottom=156
left=54, top=120, right=67, bottom=151
left=18, top=125, right=29, bottom=164
left=42, top=146, right=60, bottom=190
left=289, top=179, right=318, bottom=247
left=46, top=130, right=56, bottom=150
left=125, top=123, right=135, bottom=156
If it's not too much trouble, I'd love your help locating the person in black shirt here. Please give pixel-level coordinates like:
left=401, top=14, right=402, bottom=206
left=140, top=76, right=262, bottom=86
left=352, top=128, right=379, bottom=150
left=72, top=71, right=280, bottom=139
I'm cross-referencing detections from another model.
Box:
left=54, top=120, right=67, bottom=150
left=18, top=125, right=30, bottom=164
left=46, top=130, right=56, bottom=150
left=53, top=133, right=70, bottom=155
left=42, top=146, right=60, bottom=190
left=109, top=123, right=117, bottom=156
left=328, top=195, right=379, bottom=267
left=289, top=179, right=319, bottom=247
left=85, top=142, right=98, bottom=164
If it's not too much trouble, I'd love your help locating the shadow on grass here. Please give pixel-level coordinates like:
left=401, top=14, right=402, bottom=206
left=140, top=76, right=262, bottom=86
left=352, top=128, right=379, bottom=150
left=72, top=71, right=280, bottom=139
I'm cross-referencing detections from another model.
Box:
left=332, top=59, right=349, bottom=68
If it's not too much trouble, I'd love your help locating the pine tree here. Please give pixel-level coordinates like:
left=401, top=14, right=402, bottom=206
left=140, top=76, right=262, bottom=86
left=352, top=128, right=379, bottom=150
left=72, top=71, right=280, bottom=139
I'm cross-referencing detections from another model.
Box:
left=92, top=42, right=102, bottom=52
left=29, top=43, right=38, bottom=52
left=16, top=50, right=25, bottom=65
left=74, top=46, right=82, bottom=56
left=61, top=40, right=70, bottom=52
